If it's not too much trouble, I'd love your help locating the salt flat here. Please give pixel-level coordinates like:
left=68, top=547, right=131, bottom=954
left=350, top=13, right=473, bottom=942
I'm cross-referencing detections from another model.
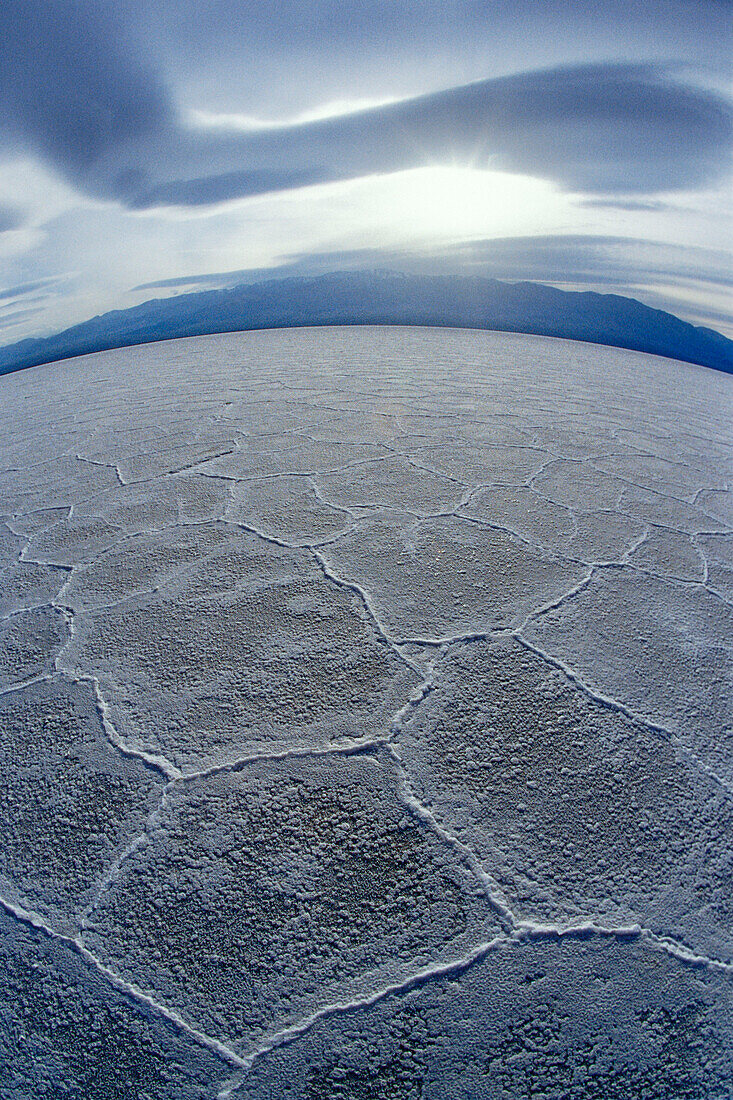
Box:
left=0, top=326, right=731, bottom=1098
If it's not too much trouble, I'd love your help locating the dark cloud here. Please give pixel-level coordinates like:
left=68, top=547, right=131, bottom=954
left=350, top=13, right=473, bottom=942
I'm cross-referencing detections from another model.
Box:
left=620, top=288, right=733, bottom=333
left=129, top=166, right=331, bottom=208
left=121, top=1, right=733, bottom=116
left=132, top=270, right=254, bottom=292
left=132, top=276, right=211, bottom=292
left=436, top=234, right=733, bottom=287
left=0, top=0, right=171, bottom=172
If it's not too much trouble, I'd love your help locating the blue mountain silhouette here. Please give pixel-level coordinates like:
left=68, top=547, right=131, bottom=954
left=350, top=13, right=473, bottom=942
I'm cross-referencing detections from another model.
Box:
left=2, top=271, right=731, bottom=375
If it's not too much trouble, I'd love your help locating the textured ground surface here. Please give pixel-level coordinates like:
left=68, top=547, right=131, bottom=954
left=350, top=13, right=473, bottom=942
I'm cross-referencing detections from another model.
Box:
left=0, top=326, right=731, bottom=1098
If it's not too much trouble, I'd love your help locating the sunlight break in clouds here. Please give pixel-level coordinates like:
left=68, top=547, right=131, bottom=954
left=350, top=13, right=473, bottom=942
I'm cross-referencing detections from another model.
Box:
left=0, top=0, right=730, bottom=345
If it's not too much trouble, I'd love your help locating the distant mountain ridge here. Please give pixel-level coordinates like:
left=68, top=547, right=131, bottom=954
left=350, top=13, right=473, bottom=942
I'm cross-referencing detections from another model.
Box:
left=1, top=271, right=731, bottom=375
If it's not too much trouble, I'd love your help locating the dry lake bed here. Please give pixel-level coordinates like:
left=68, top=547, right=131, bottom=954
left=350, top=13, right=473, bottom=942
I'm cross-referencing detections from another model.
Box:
left=0, top=326, right=731, bottom=1098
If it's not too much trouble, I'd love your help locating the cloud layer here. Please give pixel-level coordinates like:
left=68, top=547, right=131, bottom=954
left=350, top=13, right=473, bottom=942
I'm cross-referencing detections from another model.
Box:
left=0, top=1, right=731, bottom=345
left=1, top=1, right=171, bottom=172
left=1, top=3, right=731, bottom=208
left=112, top=65, right=731, bottom=209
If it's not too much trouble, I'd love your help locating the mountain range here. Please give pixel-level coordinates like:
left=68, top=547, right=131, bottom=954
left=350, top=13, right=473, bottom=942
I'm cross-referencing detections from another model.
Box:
left=1, top=271, right=731, bottom=376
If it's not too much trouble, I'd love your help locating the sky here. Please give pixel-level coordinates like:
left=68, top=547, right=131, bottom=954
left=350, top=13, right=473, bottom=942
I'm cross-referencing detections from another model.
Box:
left=0, top=0, right=731, bottom=346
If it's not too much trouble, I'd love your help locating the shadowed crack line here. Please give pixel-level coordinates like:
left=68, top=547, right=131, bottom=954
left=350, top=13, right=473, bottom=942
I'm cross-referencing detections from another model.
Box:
left=198, top=448, right=407, bottom=484
left=385, top=570, right=597, bottom=649
left=0, top=890, right=246, bottom=1072
left=218, top=912, right=732, bottom=1095
left=312, top=549, right=422, bottom=675
left=397, top=452, right=474, bottom=488
left=177, top=738, right=388, bottom=785
left=308, top=477, right=377, bottom=521
left=513, top=568, right=598, bottom=635
left=38, top=516, right=233, bottom=579
left=79, top=780, right=175, bottom=933
left=694, top=535, right=712, bottom=586
left=52, top=600, right=179, bottom=780
left=586, top=458, right=727, bottom=512
left=391, top=626, right=509, bottom=648
left=20, top=536, right=125, bottom=570
left=87, top=675, right=181, bottom=782
left=0, top=672, right=56, bottom=698
left=514, top=634, right=733, bottom=800
left=384, top=742, right=516, bottom=932
left=217, top=932, right=512, bottom=1094
left=56, top=582, right=167, bottom=617
left=229, top=517, right=357, bottom=552
left=513, top=920, right=733, bottom=974
left=91, top=443, right=240, bottom=486
left=625, top=567, right=732, bottom=605
left=5, top=462, right=237, bottom=522
left=0, top=598, right=69, bottom=624
left=452, top=508, right=568, bottom=554
left=75, top=453, right=126, bottom=487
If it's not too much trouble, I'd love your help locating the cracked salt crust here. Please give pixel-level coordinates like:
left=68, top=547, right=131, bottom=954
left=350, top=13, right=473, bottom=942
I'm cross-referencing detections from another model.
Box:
left=0, top=326, right=730, bottom=1098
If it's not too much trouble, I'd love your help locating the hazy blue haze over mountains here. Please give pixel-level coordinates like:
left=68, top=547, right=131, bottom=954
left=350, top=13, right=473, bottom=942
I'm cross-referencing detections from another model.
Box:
left=0, top=272, right=730, bottom=377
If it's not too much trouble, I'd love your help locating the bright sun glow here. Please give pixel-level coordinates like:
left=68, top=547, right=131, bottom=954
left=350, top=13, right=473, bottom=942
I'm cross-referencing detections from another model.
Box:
left=379, top=165, right=569, bottom=243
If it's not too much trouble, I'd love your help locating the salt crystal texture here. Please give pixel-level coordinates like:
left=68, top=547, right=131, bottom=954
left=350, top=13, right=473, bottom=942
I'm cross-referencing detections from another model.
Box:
left=0, top=327, right=730, bottom=1098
